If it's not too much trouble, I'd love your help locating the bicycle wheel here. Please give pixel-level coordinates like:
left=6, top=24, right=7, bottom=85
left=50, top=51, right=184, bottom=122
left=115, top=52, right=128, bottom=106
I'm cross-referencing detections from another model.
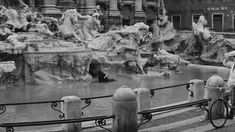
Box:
left=209, top=99, right=229, bottom=129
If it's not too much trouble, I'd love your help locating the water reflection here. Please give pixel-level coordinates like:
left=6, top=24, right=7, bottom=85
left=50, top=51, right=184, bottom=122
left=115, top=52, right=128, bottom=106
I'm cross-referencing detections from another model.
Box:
left=0, top=65, right=230, bottom=131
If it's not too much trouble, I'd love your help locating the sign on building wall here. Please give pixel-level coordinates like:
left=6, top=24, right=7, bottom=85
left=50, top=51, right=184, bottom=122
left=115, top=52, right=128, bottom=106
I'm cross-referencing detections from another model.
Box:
left=207, top=7, right=228, bottom=11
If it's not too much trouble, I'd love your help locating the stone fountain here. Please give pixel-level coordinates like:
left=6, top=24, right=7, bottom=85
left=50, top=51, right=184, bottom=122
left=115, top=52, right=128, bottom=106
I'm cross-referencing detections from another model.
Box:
left=0, top=1, right=191, bottom=85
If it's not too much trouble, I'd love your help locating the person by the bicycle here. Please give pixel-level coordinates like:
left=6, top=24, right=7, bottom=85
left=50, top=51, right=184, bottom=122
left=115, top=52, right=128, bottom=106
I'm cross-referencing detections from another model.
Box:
left=223, top=51, right=235, bottom=119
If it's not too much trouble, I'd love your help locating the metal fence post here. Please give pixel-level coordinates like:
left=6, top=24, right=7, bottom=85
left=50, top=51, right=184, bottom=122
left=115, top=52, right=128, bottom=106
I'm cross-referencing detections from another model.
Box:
left=112, top=86, right=138, bottom=132
left=188, top=79, right=205, bottom=102
left=61, top=96, right=81, bottom=132
left=134, top=88, right=151, bottom=121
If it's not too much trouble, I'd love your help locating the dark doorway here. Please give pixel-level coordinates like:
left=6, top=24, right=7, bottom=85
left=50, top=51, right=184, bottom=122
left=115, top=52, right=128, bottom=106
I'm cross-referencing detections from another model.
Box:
left=172, top=15, right=181, bottom=30
left=23, top=0, right=29, bottom=5
left=233, top=14, right=235, bottom=30
left=123, top=19, right=130, bottom=26
left=146, top=19, right=154, bottom=27
left=121, top=5, right=133, bottom=26
left=213, top=14, right=223, bottom=32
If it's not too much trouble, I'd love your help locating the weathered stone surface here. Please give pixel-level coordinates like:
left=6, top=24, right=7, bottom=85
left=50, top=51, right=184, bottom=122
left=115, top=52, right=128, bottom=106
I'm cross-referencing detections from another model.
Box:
left=0, top=61, right=16, bottom=89
left=33, top=70, right=62, bottom=85
left=24, top=50, right=93, bottom=84
left=0, top=61, right=16, bottom=73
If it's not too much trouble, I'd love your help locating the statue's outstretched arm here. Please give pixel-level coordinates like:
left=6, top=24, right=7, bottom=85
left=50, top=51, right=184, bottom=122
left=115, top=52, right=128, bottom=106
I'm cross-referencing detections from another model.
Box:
left=77, top=13, right=90, bottom=20
left=19, top=0, right=29, bottom=10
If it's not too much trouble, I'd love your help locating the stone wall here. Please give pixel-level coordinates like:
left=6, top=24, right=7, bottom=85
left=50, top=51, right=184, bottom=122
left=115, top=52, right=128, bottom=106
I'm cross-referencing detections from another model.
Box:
left=24, top=51, right=93, bottom=84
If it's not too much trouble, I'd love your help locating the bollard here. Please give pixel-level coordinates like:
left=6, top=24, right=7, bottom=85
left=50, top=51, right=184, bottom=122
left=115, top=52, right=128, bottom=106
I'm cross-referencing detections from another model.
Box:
left=61, top=96, right=81, bottom=132
left=112, top=86, right=138, bottom=132
left=134, top=88, right=151, bottom=121
left=188, top=79, right=205, bottom=102
left=204, top=74, right=225, bottom=119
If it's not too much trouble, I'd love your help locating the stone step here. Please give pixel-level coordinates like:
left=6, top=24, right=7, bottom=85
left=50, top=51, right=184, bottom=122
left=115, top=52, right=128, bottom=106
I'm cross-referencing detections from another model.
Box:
left=139, top=116, right=205, bottom=132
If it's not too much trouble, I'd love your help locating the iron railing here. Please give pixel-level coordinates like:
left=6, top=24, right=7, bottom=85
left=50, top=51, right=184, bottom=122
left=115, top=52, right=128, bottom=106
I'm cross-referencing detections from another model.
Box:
left=0, top=80, right=226, bottom=131
left=1, top=79, right=227, bottom=116
left=0, top=115, right=114, bottom=132
left=149, top=82, right=194, bottom=98
left=81, top=95, right=113, bottom=109
left=0, top=80, right=214, bottom=117
left=0, top=100, right=65, bottom=119
left=137, top=98, right=211, bottom=128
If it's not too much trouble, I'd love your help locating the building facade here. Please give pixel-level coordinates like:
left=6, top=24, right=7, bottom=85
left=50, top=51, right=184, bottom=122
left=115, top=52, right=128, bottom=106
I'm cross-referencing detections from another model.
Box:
left=3, top=0, right=235, bottom=32
left=165, top=0, right=235, bottom=32
left=19, top=0, right=159, bottom=30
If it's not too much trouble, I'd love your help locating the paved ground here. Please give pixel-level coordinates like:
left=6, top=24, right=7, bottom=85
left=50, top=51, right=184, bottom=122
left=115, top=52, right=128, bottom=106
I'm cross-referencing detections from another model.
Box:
left=81, top=101, right=235, bottom=132
left=18, top=101, right=235, bottom=132
left=139, top=107, right=235, bottom=132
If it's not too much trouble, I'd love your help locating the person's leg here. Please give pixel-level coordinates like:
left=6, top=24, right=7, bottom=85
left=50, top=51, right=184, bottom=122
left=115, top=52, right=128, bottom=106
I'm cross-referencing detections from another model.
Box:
left=98, top=70, right=105, bottom=82
left=229, top=86, right=235, bottom=119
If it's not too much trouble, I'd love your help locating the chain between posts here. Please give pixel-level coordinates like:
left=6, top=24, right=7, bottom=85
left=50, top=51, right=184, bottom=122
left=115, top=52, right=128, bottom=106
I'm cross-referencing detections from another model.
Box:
left=138, top=99, right=211, bottom=128
left=186, top=83, right=194, bottom=97
left=0, top=115, right=114, bottom=132
left=6, top=127, right=14, bottom=132
left=51, top=101, right=65, bottom=119
left=95, top=118, right=112, bottom=132
left=0, top=100, right=65, bottom=119
left=137, top=113, right=153, bottom=129
left=150, top=82, right=194, bottom=98
left=81, top=95, right=113, bottom=110
left=0, top=105, right=6, bottom=115
left=199, top=99, right=211, bottom=115
left=81, top=99, right=92, bottom=110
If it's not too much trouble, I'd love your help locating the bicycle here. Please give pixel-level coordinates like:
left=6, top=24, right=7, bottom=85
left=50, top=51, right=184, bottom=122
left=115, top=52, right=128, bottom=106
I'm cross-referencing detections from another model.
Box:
left=209, top=87, right=235, bottom=129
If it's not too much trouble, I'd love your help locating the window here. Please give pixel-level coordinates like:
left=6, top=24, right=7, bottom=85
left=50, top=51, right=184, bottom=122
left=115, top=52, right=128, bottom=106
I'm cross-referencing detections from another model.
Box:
left=233, top=14, right=235, bottom=29
left=171, top=15, right=181, bottom=30
left=212, top=13, right=224, bottom=32
left=193, top=0, right=203, bottom=3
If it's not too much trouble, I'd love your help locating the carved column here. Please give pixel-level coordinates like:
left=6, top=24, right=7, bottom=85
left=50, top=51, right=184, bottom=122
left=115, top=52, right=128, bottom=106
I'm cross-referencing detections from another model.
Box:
left=109, top=0, right=121, bottom=27
left=42, top=0, right=61, bottom=17
left=110, top=0, right=118, bottom=10
left=29, top=0, right=35, bottom=7
left=85, top=0, right=96, bottom=15
left=28, top=0, right=36, bottom=11
left=134, top=0, right=146, bottom=23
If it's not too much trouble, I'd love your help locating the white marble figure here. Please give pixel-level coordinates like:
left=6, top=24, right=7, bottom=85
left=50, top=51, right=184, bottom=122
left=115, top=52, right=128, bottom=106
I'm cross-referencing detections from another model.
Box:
left=4, top=8, right=23, bottom=30
left=27, top=12, right=54, bottom=36
left=80, top=12, right=102, bottom=41
left=18, top=0, right=30, bottom=29
left=192, top=15, right=212, bottom=40
left=2, top=0, right=30, bottom=31
left=58, top=9, right=99, bottom=43
left=152, top=6, right=175, bottom=42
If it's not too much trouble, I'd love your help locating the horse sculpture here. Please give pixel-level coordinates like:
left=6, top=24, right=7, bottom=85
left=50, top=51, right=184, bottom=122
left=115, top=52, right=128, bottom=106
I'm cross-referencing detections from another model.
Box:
left=58, top=9, right=90, bottom=42
left=1, top=0, right=31, bottom=32
left=57, top=9, right=102, bottom=43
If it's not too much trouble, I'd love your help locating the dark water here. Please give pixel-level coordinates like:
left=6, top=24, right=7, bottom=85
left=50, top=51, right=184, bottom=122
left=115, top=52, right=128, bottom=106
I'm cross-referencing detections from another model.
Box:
left=0, top=65, right=230, bottom=131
